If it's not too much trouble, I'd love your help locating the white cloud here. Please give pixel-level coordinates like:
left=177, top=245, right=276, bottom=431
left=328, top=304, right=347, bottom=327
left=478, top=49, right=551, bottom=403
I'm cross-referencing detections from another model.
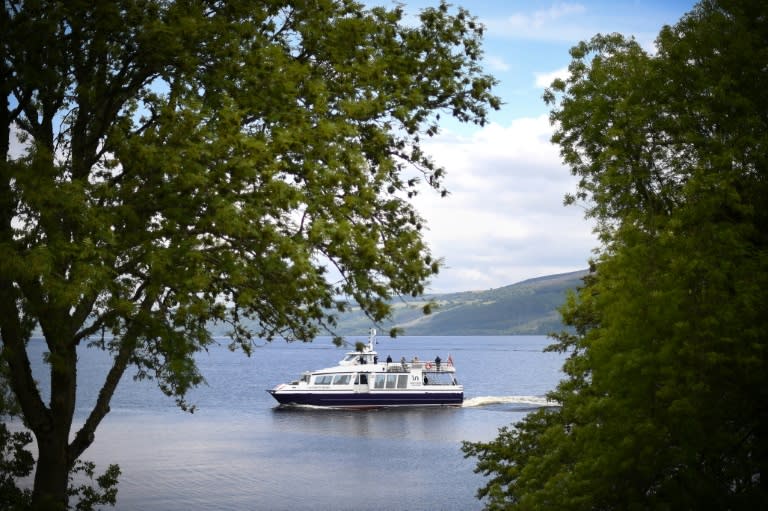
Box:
left=534, top=67, right=569, bottom=88
left=485, top=55, right=511, bottom=72
left=483, top=2, right=592, bottom=42
left=507, top=3, right=587, bottom=30
left=9, top=123, right=29, bottom=159
left=416, top=115, right=596, bottom=293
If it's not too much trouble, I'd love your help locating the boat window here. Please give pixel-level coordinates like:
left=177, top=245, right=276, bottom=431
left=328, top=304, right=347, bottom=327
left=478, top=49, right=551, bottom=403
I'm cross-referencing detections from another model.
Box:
left=342, top=354, right=357, bottom=362
left=397, top=375, right=408, bottom=389
left=332, top=374, right=351, bottom=385
left=374, top=374, right=386, bottom=389
left=354, top=374, right=368, bottom=385
left=314, top=375, right=333, bottom=385
left=385, top=374, right=397, bottom=389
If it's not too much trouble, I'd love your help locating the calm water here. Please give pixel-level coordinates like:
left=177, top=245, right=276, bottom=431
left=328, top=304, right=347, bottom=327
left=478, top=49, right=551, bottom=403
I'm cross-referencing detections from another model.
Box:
left=23, top=336, right=565, bottom=510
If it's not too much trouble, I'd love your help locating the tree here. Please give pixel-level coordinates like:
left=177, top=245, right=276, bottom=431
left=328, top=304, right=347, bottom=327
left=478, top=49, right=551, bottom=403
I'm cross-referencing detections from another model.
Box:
left=463, top=0, right=768, bottom=509
left=0, top=1, right=499, bottom=508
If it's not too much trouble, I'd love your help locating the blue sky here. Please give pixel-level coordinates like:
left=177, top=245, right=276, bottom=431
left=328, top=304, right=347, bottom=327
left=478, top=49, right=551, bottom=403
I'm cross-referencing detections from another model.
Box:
left=394, top=0, right=698, bottom=293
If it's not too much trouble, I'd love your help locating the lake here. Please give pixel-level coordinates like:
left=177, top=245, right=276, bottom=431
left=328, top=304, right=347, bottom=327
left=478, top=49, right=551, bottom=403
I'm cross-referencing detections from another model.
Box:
left=22, top=335, right=565, bottom=510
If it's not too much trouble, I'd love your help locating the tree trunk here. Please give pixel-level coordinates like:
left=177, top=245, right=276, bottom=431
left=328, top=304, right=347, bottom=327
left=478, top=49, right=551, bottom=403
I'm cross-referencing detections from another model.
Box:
left=30, top=338, right=78, bottom=511
left=31, top=428, right=70, bottom=511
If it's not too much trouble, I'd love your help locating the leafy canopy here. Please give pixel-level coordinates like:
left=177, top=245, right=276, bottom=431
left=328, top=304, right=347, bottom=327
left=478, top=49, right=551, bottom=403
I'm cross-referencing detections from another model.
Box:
left=0, top=0, right=499, bottom=508
left=463, top=0, right=768, bottom=509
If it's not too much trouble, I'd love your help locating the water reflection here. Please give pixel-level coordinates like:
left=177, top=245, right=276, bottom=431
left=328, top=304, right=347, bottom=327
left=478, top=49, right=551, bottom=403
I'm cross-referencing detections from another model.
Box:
left=271, top=406, right=467, bottom=441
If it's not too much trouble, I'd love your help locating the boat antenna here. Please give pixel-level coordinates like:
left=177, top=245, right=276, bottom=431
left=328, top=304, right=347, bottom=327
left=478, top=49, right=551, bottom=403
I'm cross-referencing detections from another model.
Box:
left=368, top=328, right=377, bottom=351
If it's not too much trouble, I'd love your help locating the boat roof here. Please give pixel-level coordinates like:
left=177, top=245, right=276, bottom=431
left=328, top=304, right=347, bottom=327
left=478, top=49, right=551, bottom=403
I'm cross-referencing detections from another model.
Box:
left=305, top=329, right=457, bottom=374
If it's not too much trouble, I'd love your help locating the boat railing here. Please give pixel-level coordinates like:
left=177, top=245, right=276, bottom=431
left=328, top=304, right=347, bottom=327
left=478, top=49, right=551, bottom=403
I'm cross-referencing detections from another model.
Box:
left=381, top=362, right=454, bottom=373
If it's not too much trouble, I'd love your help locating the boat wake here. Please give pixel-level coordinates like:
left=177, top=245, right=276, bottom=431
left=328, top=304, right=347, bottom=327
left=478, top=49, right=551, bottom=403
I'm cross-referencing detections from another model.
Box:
left=462, top=395, right=559, bottom=408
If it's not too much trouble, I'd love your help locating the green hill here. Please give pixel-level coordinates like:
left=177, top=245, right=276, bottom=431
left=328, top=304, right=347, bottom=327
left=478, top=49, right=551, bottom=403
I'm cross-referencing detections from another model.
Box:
left=333, top=269, right=588, bottom=335
left=201, top=269, right=588, bottom=337
left=32, top=270, right=587, bottom=338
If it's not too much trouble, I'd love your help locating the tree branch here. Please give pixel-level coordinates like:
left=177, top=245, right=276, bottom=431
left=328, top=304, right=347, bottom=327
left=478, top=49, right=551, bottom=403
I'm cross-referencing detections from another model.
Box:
left=0, top=283, right=50, bottom=436
left=68, top=295, right=153, bottom=463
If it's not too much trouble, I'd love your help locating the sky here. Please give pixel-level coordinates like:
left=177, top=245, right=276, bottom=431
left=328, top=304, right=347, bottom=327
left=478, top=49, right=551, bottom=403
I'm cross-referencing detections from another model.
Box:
left=392, top=0, right=698, bottom=293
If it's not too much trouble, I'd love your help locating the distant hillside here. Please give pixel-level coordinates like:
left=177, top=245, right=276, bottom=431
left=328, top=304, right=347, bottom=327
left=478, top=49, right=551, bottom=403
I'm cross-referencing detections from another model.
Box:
left=32, top=270, right=587, bottom=339
left=332, top=269, right=589, bottom=336
left=199, top=269, right=588, bottom=338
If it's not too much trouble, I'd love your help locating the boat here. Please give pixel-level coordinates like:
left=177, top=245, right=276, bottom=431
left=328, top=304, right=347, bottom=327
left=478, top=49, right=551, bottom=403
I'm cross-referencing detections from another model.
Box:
left=267, top=329, right=463, bottom=408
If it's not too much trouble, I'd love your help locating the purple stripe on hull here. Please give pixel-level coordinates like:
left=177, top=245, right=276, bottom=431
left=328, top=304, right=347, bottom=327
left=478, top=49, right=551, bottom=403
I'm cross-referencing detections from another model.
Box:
left=268, top=391, right=463, bottom=407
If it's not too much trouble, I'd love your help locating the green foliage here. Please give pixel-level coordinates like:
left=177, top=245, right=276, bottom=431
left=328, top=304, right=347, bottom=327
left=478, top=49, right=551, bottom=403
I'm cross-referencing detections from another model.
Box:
left=67, top=461, right=121, bottom=511
left=1, top=0, right=499, bottom=507
left=464, top=1, right=768, bottom=509
left=0, top=424, right=33, bottom=511
left=0, top=362, right=33, bottom=510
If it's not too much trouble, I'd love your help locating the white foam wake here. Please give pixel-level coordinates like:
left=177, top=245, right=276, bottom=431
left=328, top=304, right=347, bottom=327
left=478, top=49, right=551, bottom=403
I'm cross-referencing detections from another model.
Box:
left=462, top=395, right=558, bottom=408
